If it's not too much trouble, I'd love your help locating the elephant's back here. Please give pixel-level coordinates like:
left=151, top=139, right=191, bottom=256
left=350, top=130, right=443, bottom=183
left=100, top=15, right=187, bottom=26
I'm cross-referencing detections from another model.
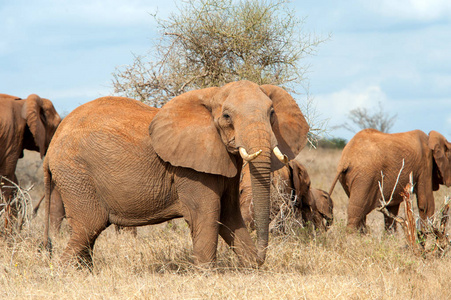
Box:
left=47, top=97, right=159, bottom=164
left=343, top=129, right=426, bottom=160
left=338, top=129, right=427, bottom=184
left=62, top=97, right=157, bottom=127
left=53, top=97, right=156, bottom=139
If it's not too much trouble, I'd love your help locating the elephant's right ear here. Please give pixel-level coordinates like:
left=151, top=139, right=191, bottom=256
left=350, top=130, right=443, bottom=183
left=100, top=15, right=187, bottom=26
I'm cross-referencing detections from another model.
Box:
left=312, top=188, right=334, bottom=220
left=289, top=160, right=310, bottom=201
left=149, top=88, right=238, bottom=178
left=429, top=131, right=451, bottom=188
left=260, top=85, right=310, bottom=171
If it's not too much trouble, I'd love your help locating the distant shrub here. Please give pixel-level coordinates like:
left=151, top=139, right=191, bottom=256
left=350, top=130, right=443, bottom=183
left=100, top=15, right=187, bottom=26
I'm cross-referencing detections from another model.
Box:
left=15, top=151, right=44, bottom=199
left=316, top=137, right=347, bottom=149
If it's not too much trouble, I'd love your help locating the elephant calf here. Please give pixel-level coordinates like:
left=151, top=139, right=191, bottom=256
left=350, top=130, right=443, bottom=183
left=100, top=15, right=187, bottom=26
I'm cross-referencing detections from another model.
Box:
left=240, top=159, right=334, bottom=233
left=329, top=129, right=451, bottom=233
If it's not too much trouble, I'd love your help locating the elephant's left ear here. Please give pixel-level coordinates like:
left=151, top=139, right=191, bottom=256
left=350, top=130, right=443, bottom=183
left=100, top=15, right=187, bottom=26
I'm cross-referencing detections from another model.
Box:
left=429, top=131, right=451, bottom=187
left=21, top=95, right=47, bottom=158
left=260, top=85, right=310, bottom=169
left=149, top=88, right=238, bottom=178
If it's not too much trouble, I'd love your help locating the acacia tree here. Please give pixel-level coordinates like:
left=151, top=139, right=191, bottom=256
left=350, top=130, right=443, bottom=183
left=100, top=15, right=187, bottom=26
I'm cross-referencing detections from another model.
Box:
left=112, top=0, right=328, bottom=107
left=341, top=102, right=397, bottom=133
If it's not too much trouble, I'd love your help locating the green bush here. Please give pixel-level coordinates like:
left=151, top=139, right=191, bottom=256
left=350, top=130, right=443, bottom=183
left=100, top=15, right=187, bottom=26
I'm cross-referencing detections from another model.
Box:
left=316, top=137, right=347, bottom=149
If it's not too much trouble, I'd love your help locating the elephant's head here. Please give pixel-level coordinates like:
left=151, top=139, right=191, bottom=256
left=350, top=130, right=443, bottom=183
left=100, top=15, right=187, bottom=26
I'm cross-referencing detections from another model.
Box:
left=149, top=80, right=309, bottom=264
left=429, top=131, right=451, bottom=190
left=309, top=188, right=334, bottom=230
left=20, top=94, right=61, bottom=158
left=289, top=160, right=333, bottom=230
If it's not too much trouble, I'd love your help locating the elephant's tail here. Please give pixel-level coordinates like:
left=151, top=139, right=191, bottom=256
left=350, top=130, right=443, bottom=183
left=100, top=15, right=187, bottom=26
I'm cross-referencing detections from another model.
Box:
left=32, top=194, right=45, bottom=217
left=329, top=168, right=345, bottom=196
left=42, top=156, right=53, bottom=254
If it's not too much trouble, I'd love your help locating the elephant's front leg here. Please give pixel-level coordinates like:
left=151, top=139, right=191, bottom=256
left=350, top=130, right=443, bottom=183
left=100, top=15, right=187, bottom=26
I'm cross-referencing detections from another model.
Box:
left=416, top=180, right=435, bottom=223
left=177, top=178, right=222, bottom=267
left=218, top=188, right=258, bottom=267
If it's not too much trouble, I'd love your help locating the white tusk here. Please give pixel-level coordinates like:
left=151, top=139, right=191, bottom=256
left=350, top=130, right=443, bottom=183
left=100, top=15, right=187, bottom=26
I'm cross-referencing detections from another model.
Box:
left=273, top=146, right=288, bottom=164
left=239, top=147, right=262, bottom=161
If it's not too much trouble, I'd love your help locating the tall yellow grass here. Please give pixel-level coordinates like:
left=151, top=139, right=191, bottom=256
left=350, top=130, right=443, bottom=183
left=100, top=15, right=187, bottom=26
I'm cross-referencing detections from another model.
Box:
left=1, top=149, right=450, bottom=299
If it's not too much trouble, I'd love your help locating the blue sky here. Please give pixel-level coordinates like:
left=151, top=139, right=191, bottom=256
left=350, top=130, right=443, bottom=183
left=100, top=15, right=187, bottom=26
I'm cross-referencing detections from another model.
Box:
left=1, top=0, right=451, bottom=141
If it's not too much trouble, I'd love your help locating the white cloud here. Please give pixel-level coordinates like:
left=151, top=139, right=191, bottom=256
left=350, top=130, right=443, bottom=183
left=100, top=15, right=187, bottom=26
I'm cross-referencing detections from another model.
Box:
left=367, top=0, right=451, bottom=22
left=0, top=0, right=170, bottom=55
left=316, top=85, right=389, bottom=117
left=312, top=84, right=391, bottom=139
left=0, top=0, right=163, bottom=27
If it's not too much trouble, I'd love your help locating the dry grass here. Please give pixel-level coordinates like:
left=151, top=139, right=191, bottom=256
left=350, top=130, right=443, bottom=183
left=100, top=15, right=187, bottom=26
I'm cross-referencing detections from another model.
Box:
left=1, top=149, right=451, bottom=299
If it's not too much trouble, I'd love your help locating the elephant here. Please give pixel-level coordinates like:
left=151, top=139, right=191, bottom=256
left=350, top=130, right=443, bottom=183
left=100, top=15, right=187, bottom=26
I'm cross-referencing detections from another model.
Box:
left=0, top=93, right=61, bottom=231
left=42, top=80, right=309, bottom=268
left=329, top=129, right=451, bottom=233
left=240, top=159, right=333, bottom=233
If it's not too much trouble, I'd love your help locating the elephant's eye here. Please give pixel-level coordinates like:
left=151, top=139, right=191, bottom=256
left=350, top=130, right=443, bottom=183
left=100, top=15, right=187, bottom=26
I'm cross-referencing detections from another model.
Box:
left=270, top=108, right=275, bottom=123
left=222, top=113, right=232, bottom=123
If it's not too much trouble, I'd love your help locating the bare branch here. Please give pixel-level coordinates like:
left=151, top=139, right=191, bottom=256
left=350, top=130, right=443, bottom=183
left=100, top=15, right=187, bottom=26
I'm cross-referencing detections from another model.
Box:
left=377, top=167, right=451, bottom=256
left=0, top=176, right=33, bottom=234
left=377, top=159, right=405, bottom=212
left=339, top=101, right=397, bottom=133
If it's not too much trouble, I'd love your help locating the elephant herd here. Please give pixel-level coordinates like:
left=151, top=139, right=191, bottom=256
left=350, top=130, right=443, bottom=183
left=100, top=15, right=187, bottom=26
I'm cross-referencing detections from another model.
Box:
left=1, top=81, right=450, bottom=269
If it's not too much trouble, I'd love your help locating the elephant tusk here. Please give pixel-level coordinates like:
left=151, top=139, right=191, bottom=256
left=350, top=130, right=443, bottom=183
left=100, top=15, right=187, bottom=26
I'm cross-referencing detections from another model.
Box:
left=239, top=147, right=262, bottom=161
left=273, top=146, right=288, bottom=164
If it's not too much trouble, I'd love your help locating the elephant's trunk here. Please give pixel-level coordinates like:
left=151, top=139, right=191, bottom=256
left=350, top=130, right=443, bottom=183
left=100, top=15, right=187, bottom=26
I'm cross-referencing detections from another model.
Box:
left=248, top=146, right=271, bottom=265
left=325, top=216, right=334, bottom=230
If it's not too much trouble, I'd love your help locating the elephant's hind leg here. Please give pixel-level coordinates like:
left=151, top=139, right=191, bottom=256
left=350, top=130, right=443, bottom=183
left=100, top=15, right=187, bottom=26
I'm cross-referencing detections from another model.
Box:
left=346, top=182, right=378, bottom=233
left=62, top=222, right=106, bottom=269
left=61, top=195, right=109, bottom=270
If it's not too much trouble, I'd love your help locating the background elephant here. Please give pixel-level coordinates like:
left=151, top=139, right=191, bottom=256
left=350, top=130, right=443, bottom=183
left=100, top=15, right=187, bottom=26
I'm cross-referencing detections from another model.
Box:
left=43, top=80, right=309, bottom=268
left=329, top=129, right=451, bottom=233
left=240, top=159, right=333, bottom=233
left=0, top=93, right=61, bottom=231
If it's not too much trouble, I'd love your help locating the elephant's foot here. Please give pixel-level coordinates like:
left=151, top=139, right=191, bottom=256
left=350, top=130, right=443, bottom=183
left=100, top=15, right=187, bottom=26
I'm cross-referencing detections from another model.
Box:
left=346, top=222, right=369, bottom=235
left=61, top=246, right=95, bottom=271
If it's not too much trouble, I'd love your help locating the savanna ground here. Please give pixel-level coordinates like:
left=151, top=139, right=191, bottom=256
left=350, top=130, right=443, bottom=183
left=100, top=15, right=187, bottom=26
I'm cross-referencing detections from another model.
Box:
left=2, top=148, right=451, bottom=299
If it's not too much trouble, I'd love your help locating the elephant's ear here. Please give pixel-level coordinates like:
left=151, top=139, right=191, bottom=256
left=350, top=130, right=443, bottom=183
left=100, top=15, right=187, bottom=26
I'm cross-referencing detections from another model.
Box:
left=289, top=160, right=311, bottom=202
left=21, top=94, right=47, bottom=158
left=429, top=131, right=451, bottom=188
left=149, top=88, right=238, bottom=178
left=21, top=95, right=61, bottom=158
left=260, top=85, right=310, bottom=171
left=312, top=188, right=334, bottom=220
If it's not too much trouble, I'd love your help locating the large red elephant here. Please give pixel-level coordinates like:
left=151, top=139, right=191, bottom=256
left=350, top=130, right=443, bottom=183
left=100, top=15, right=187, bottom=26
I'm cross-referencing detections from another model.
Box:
left=43, top=81, right=309, bottom=268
